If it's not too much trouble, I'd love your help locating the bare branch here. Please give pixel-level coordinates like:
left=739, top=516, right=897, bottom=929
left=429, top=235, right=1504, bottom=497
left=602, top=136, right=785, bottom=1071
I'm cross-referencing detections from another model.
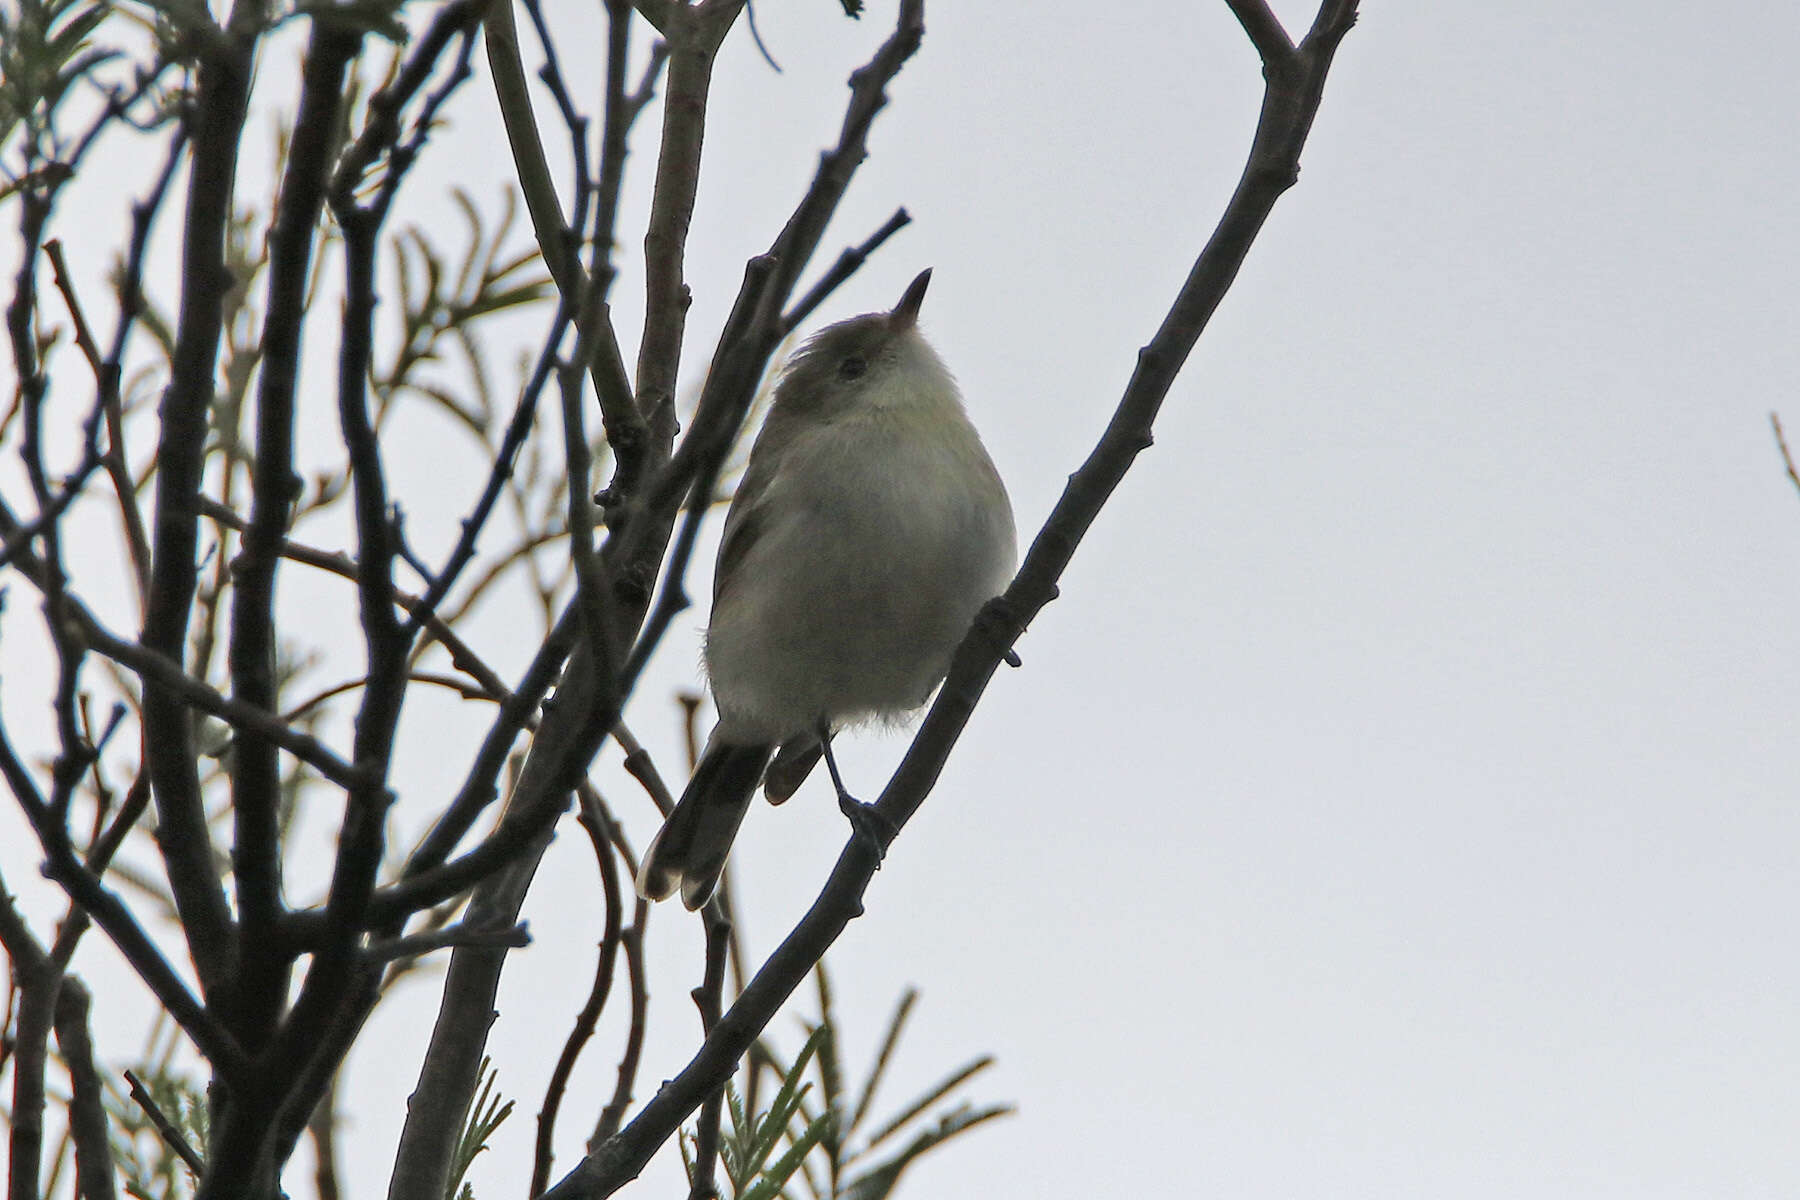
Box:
left=485, top=0, right=649, bottom=493
left=2, top=724, right=249, bottom=1081
left=589, top=904, right=651, bottom=1148
left=633, top=1, right=747, bottom=443
left=364, top=921, right=532, bottom=965
left=1771, top=413, right=1800, bottom=499
left=53, top=978, right=119, bottom=1200
left=684, top=903, right=733, bottom=1200
left=308, top=1077, right=343, bottom=1200
left=543, top=3, right=1363, bottom=1194
left=1225, top=0, right=1294, bottom=64
left=125, top=1070, right=207, bottom=1177
left=778, top=206, right=912, bottom=337
left=530, top=788, right=627, bottom=1197
left=42, top=239, right=103, bottom=371
left=140, top=19, right=259, bottom=995
left=3, top=883, right=55, bottom=1200
left=226, top=21, right=361, bottom=1060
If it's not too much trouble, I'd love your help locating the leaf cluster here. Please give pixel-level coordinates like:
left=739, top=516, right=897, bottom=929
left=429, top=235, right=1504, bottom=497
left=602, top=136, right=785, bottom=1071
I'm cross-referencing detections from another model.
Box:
left=0, top=0, right=115, bottom=169
left=445, top=1058, right=513, bottom=1200
left=687, top=966, right=1011, bottom=1200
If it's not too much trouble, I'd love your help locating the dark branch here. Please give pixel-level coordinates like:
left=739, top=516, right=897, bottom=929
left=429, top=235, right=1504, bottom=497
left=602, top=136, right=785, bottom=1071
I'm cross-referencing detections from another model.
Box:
left=544, top=3, right=1363, bottom=1194
left=125, top=1069, right=208, bottom=1176
left=363, top=921, right=532, bottom=965
left=225, top=21, right=360, bottom=1060
left=1225, top=0, right=1294, bottom=64
left=684, top=903, right=733, bottom=1200
left=139, top=21, right=258, bottom=997
left=53, top=978, right=120, bottom=1200
left=778, top=206, right=912, bottom=337
left=530, top=789, right=627, bottom=1197
left=1, top=725, right=249, bottom=1081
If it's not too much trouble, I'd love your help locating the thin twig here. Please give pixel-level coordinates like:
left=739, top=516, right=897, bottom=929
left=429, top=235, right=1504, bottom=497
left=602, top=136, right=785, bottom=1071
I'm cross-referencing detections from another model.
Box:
left=124, top=1070, right=207, bottom=1176
left=530, top=788, right=626, bottom=1198
left=589, top=4, right=666, bottom=507
left=364, top=921, right=532, bottom=965
left=614, top=722, right=677, bottom=817
left=308, top=1075, right=344, bottom=1200
left=590, top=904, right=651, bottom=1148
left=42, top=239, right=103, bottom=370
left=778, top=207, right=911, bottom=336
left=684, top=903, right=732, bottom=1200
left=1771, top=413, right=1800, bottom=499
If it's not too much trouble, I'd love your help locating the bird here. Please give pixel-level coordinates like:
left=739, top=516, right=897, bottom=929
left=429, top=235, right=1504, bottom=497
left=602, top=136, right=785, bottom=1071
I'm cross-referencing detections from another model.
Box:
left=636, top=269, right=1017, bottom=910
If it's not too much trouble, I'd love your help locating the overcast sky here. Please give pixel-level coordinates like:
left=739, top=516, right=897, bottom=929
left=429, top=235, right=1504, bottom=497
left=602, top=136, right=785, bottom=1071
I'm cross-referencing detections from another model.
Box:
left=4, top=2, right=1799, bottom=1198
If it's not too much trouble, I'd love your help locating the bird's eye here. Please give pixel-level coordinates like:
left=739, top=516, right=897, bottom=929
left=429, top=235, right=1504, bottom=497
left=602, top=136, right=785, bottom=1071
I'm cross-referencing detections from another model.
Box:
left=837, top=354, right=868, bottom=381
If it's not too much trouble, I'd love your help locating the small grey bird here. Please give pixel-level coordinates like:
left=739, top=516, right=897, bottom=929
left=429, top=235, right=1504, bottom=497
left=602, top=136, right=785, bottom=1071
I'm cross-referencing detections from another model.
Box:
left=637, top=270, right=1017, bottom=909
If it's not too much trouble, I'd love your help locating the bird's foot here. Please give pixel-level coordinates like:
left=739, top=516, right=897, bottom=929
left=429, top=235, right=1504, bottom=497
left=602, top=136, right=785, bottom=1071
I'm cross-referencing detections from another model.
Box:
left=837, top=792, right=896, bottom=866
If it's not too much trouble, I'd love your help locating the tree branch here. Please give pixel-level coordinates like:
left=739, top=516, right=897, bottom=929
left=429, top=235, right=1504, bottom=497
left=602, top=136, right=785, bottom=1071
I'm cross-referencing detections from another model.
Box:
left=543, top=3, right=1362, bottom=1194
left=633, top=0, right=745, bottom=446
left=683, top=904, right=732, bottom=1200
left=778, top=207, right=911, bottom=337
left=103, top=127, right=188, bottom=608
left=225, top=21, right=360, bottom=1061
left=530, top=788, right=627, bottom=1197
left=1225, top=0, right=1294, bottom=64
left=139, top=22, right=259, bottom=996
left=125, top=1070, right=207, bottom=1177
left=53, top=978, right=119, bottom=1200
left=484, top=0, right=650, bottom=497
left=0, top=726, right=250, bottom=1082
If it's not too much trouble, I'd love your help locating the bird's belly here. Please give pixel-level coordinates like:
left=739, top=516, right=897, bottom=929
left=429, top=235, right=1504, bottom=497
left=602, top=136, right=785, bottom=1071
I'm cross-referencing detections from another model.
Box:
left=705, top=483, right=1003, bottom=740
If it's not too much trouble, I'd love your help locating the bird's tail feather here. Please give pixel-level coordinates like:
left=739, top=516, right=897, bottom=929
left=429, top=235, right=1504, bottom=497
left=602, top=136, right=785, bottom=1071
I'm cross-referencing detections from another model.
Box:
left=763, top=735, right=822, bottom=805
left=637, top=740, right=773, bottom=910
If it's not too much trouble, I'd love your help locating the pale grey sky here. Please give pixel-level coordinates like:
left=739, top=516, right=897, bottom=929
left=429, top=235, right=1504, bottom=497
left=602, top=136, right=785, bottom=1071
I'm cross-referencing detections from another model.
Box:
left=4, top=3, right=1798, bottom=1198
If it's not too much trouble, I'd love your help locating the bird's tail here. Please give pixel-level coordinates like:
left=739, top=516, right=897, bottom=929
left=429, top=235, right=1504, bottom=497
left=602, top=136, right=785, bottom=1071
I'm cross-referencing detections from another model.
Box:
left=637, top=739, right=773, bottom=910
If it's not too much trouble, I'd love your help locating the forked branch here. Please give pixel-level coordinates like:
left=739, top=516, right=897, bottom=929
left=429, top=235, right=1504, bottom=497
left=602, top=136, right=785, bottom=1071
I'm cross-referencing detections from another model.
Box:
left=544, top=2, right=1362, bottom=1194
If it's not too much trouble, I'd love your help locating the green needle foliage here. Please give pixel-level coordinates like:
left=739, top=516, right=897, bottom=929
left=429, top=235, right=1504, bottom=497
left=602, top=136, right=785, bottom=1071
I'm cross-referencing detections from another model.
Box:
left=684, top=965, right=1012, bottom=1200
left=445, top=1058, right=512, bottom=1200
left=0, top=0, right=115, bottom=172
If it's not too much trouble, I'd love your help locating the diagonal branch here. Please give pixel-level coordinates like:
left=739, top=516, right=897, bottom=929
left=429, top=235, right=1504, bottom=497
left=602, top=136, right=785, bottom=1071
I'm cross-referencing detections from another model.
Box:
left=544, top=3, right=1362, bottom=1195
left=1, top=728, right=250, bottom=1083
left=1225, top=0, right=1294, bottom=63
left=389, top=5, right=931, bottom=1198
left=0, top=506, right=367, bottom=790
left=778, top=207, right=912, bottom=338
left=620, top=0, right=927, bottom=707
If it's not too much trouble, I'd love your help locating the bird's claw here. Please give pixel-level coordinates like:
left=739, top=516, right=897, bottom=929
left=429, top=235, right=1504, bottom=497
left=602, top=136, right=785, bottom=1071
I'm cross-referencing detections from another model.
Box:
left=838, top=793, right=895, bottom=866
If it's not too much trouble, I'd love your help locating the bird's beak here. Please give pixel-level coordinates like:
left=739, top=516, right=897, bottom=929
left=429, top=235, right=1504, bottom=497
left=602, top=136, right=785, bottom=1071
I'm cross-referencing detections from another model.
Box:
left=890, top=268, right=932, bottom=329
